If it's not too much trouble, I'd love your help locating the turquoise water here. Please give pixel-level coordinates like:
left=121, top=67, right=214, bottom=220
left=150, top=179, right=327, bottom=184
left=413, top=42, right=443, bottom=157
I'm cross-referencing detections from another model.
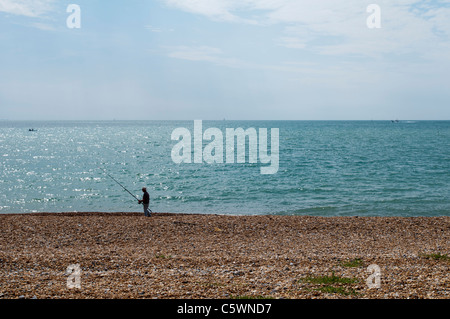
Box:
left=1, top=120, right=449, bottom=216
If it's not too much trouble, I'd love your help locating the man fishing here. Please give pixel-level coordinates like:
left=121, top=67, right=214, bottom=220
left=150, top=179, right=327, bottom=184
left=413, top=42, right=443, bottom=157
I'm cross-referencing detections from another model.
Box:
left=138, top=187, right=152, bottom=217
left=100, top=168, right=153, bottom=217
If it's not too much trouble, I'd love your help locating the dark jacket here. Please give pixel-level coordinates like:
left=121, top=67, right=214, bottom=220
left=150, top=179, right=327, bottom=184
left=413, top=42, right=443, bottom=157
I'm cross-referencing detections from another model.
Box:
left=142, top=191, right=150, bottom=205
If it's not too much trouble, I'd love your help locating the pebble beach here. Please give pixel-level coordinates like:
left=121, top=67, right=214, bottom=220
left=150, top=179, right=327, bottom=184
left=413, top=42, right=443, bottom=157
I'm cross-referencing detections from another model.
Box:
left=0, top=213, right=449, bottom=299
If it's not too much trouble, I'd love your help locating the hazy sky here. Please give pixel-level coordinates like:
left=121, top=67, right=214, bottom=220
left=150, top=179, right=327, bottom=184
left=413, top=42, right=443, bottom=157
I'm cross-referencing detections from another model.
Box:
left=1, top=0, right=450, bottom=120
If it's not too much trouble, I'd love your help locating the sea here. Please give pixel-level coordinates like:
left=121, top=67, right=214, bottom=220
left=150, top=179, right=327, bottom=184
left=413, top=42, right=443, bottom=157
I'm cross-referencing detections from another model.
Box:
left=1, top=120, right=449, bottom=216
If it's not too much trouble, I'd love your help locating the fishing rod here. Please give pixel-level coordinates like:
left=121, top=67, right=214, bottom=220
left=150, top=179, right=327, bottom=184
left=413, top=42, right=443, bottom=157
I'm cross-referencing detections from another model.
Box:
left=99, top=167, right=139, bottom=201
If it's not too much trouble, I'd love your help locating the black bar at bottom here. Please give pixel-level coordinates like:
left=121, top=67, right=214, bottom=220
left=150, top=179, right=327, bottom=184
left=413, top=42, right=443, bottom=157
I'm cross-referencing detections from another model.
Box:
left=1, top=299, right=448, bottom=317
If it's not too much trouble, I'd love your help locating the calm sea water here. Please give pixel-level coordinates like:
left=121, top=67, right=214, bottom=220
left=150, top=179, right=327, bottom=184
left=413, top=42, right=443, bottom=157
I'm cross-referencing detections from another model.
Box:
left=1, top=120, right=449, bottom=216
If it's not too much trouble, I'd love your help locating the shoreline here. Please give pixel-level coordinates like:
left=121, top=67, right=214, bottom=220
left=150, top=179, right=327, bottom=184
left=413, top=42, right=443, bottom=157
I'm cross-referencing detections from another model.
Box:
left=3, top=211, right=449, bottom=217
left=0, top=213, right=448, bottom=299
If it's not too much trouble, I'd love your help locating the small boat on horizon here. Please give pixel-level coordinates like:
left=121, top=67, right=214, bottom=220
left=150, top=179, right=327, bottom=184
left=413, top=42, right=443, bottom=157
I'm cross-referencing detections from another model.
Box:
left=28, top=128, right=37, bottom=132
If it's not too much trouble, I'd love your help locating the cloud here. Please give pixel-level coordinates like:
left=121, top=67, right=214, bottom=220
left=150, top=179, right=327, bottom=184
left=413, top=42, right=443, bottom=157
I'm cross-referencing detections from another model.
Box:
left=0, top=0, right=55, bottom=17
left=167, top=45, right=223, bottom=61
left=162, top=44, right=383, bottom=90
left=165, top=45, right=247, bottom=68
left=162, top=0, right=450, bottom=59
left=145, top=25, right=163, bottom=33
left=30, top=22, right=55, bottom=31
left=163, top=0, right=260, bottom=23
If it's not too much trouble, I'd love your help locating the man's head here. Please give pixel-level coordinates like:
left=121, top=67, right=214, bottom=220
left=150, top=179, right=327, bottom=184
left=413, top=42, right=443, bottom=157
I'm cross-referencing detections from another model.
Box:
left=142, top=187, right=147, bottom=192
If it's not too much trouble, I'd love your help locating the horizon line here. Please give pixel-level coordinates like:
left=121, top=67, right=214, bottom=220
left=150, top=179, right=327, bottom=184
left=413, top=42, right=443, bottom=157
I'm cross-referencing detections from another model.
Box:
left=2, top=119, right=450, bottom=122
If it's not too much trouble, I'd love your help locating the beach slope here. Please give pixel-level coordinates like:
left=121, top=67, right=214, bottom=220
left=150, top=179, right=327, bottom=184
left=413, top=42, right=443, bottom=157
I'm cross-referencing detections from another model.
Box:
left=0, top=213, right=449, bottom=299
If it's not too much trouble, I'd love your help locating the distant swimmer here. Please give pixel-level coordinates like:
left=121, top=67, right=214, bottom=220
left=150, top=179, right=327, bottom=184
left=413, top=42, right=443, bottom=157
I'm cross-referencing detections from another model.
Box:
left=138, top=187, right=152, bottom=217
